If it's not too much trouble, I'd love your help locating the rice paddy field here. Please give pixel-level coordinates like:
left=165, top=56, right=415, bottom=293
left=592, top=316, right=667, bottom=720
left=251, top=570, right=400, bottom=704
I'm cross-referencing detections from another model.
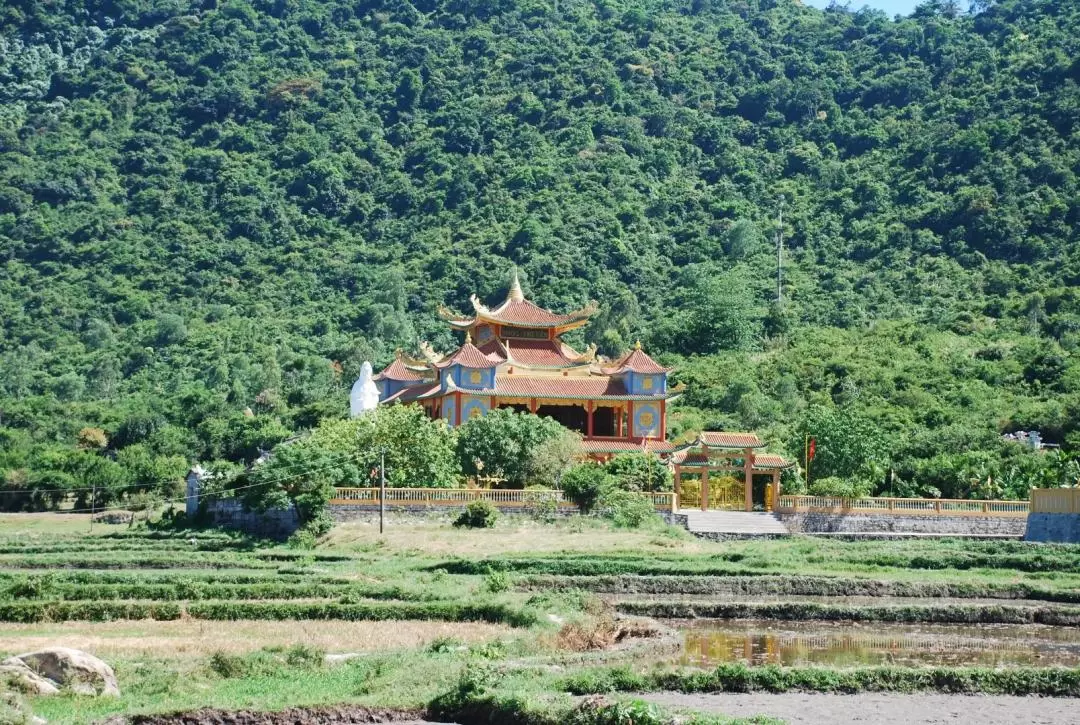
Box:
left=3, top=513, right=1080, bottom=724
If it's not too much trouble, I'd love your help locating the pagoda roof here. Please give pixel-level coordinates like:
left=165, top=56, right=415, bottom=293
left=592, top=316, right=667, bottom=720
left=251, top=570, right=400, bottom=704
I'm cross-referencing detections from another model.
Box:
left=753, top=453, right=794, bottom=470
left=382, top=382, right=442, bottom=404
left=581, top=438, right=677, bottom=454
left=447, top=374, right=681, bottom=401
left=603, top=342, right=672, bottom=374
left=435, top=335, right=502, bottom=369
left=438, top=273, right=597, bottom=331
left=672, top=448, right=791, bottom=470
left=374, top=352, right=427, bottom=382
left=503, top=339, right=591, bottom=368
left=676, top=431, right=765, bottom=450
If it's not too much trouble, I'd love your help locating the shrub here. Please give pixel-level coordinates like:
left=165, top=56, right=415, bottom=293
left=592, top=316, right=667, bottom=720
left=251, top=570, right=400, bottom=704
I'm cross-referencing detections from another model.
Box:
left=596, top=489, right=655, bottom=528
left=808, top=476, right=873, bottom=499
left=454, top=499, right=499, bottom=528
left=561, top=464, right=614, bottom=513
left=522, top=487, right=559, bottom=523
left=483, top=571, right=512, bottom=593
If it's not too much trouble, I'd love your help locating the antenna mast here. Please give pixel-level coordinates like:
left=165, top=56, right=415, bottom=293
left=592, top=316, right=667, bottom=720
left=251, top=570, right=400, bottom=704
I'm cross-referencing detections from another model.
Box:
left=776, top=194, right=785, bottom=305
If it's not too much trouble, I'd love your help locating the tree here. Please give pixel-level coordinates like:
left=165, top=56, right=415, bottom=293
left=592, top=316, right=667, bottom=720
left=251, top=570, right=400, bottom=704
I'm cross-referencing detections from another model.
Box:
left=794, top=406, right=890, bottom=489
left=457, top=409, right=580, bottom=488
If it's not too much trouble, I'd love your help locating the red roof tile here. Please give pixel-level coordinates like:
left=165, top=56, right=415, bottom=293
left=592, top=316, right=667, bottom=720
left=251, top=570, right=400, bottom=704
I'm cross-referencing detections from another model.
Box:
left=581, top=438, right=677, bottom=454
left=492, top=376, right=629, bottom=398
left=374, top=356, right=425, bottom=382
left=436, top=341, right=501, bottom=369
left=382, top=382, right=441, bottom=404
left=606, top=346, right=671, bottom=374
left=506, top=339, right=578, bottom=368
left=753, top=453, right=793, bottom=470
left=699, top=432, right=764, bottom=449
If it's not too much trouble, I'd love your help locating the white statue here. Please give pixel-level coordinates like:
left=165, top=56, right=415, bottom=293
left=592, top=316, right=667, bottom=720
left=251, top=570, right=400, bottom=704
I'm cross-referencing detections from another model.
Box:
left=350, top=361, right=380, bottom=417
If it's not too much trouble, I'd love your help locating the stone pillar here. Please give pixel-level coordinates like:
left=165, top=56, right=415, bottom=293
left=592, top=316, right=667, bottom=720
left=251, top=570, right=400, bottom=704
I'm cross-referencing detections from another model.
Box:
left=185, top=467, right=204, bottom=519
left=770, top=470, right=780, bottom=512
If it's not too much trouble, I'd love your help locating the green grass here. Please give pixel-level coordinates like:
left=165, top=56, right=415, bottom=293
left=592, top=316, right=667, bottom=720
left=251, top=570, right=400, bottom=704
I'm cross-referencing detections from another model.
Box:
left=5, top=517, right=1080, bottom=724
left=564, top=662, right=1080, bottom=697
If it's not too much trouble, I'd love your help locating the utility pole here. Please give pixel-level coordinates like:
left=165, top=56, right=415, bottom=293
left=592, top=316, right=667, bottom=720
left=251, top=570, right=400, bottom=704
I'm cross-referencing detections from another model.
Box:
left=379, top=448, right=386, bottom=535
left=776, top=194, right=785, bottom=306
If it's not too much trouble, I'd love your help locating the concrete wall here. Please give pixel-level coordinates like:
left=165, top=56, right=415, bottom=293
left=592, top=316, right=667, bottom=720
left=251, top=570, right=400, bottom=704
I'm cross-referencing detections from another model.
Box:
left=779, top=512, right=1026, bottom=537
left=1025, top=513, right=1080, bottom=543
left=203, top=500, right=300, bottom=539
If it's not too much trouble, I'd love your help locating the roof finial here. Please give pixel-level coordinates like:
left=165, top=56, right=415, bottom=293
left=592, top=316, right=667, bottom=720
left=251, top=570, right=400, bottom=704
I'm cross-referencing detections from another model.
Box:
left=465, top=329, right=473, bottom=345
left=509, top=270, right=524, bottom=302
left=634, top=340, right=642, bottom=350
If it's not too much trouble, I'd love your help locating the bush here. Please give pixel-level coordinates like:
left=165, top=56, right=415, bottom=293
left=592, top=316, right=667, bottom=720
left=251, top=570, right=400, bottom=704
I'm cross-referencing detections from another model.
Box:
left=454, top=499, right=499, bottom=528
left=522, top=487, right=559, bottom=523
left=596, top=489, right=655, bottom=528
left=808, top=476, right=873, bottom=499
left=561, top=464, right=614, bottom=513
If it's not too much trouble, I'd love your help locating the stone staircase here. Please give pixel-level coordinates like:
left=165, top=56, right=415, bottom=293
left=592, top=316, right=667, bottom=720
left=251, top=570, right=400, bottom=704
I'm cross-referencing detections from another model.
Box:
left=681, top=510, right=791, bottom=538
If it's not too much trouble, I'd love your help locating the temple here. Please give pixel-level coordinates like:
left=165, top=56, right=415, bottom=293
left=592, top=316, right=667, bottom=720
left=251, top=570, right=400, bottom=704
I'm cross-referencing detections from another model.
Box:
left=374, top=275, right=682, bottom=457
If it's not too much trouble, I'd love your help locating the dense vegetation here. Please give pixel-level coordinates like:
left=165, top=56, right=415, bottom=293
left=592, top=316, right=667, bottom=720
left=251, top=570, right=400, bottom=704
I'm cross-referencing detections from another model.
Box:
left=2, top=0, right=1079, bottom=504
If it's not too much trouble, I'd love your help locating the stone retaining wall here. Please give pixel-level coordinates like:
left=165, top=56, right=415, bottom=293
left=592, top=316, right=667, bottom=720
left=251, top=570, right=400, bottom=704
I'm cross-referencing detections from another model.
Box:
left=779, top=512, right=1026, bottom=537
left=1024, top=513, right=1080, bottom=543
left=203, top=500, right=300, bottom=539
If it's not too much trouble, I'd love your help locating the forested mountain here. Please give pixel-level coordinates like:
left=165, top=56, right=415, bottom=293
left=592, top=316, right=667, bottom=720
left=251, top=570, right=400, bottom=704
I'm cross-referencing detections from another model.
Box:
left=2, top=0, right=1079, bottom=505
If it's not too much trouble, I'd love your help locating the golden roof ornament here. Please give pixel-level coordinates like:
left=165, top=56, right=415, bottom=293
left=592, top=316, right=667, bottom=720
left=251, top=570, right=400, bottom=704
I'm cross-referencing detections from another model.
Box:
left=465, top=330, right=473, bottom=345
left=634, top=340, right=642, bottom=350
left=509, top=271, right=524, bottom=302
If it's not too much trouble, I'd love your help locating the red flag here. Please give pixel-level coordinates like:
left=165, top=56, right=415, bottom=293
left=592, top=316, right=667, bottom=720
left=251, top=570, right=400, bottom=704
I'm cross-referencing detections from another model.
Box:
left=807, top=437, right=817, bottom=462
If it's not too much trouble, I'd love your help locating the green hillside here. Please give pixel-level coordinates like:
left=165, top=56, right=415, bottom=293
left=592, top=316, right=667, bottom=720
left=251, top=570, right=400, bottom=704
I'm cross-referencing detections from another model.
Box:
left=1, top=0, right=1078, bottom=505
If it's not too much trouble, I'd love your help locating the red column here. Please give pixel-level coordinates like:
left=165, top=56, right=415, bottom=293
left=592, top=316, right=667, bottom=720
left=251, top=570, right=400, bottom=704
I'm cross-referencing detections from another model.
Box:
left=529, top=397, right=537, bottom=413
left=587, top=401, right=594, bottom=438
left=743, top=447, right=754, bottom=512
left=455, top=392, right=462, bottom=426
left=627, top=401, right=635, bottom=440
left=659, top=401, right=667, bottom=441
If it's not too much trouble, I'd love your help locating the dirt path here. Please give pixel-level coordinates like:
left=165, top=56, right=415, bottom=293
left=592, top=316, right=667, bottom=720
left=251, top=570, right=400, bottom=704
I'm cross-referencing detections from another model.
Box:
left=642, top=692, right=1078, bottom=724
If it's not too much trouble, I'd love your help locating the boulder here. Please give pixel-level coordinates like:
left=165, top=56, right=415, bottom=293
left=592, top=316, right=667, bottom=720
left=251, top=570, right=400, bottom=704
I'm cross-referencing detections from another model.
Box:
left=6, top=647, right=119, bottom=696
left=0, top=659, right=60, bottom=695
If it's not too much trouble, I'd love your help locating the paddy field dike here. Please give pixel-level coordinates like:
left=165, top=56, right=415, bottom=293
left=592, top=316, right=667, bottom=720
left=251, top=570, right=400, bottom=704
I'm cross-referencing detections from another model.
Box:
left=3, top=513, right=1080, bottom=724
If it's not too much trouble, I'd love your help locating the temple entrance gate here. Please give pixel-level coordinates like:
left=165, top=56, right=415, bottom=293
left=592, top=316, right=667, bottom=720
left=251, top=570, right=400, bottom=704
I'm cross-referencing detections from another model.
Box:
left=672, top=433, right=793, bottom=512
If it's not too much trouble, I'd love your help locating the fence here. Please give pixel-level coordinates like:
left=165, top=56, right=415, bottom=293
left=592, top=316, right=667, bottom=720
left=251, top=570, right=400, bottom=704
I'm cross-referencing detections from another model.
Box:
left=332, top=488, right=679, bottom=513
left=776, top=495, right=1028, bottom=517
left=1030, top=488, right=1080, bottom=514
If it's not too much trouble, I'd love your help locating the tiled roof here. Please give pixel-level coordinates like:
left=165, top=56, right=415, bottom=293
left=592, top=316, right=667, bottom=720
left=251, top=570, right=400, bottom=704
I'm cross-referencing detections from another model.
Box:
left=672, top=449, right=789, bottom=469
left=753, top=453, right=793, bottom=470
left=374, top=356, right=425, bottom=382
left=606, top=346, right=671, bottom=374
left=485, top=375, right=678, bottom=400
left=581, top=439, right=677, bottom=454
left=382, top=382, right=441, bottom=404
left=493, top=376, right=628, bottom=398
left=436, top=341, right=501, bottom=369
left=699, top=432, right=764, bottom=449
left=505, top=339, right=578, bottom=368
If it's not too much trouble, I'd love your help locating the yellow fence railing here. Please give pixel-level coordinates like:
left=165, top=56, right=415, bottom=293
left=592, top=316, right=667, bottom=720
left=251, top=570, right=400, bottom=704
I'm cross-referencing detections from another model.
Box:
left=1031, top=488, right=1080, bottom=514
left=775, top=495, right=1028, bottom=517
left=331, top=488, right=679, bottom=513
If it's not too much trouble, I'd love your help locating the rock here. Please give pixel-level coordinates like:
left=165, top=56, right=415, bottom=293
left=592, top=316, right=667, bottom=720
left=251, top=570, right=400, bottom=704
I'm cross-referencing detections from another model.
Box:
left=0, top=659, right=60, bottom=696
left=8, top=647, right=119, bottom=696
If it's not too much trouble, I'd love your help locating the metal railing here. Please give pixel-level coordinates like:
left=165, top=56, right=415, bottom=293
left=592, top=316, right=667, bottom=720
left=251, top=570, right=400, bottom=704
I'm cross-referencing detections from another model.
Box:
left=1031, top=488, right=1080, bottom=514
left=776, top=495, right=1028, bottom=517
left=331, top=487, right=679, bottom=512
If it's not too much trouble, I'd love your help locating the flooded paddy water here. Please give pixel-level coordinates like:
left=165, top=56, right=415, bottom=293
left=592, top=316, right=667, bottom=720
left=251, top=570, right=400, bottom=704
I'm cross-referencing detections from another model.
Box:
left=677, top=619, right=1080, bottom=668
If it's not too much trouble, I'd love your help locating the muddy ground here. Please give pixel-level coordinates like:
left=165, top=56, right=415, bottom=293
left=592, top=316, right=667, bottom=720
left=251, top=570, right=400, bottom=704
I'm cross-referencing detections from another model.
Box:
left=643, top=691, right=1078, bottom=724
left=121, top=706, right=446, bottom=725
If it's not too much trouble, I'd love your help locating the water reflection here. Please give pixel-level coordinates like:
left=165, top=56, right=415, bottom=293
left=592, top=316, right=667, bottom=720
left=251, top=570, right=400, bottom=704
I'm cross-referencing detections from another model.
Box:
left=678, top=620, right=1080, bottom=668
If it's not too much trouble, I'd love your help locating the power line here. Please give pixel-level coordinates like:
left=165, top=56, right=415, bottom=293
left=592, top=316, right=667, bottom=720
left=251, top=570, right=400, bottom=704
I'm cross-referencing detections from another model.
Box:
left=0, top=449, right=367, bottom=497
left=58, top=453, right=365, bottom=515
